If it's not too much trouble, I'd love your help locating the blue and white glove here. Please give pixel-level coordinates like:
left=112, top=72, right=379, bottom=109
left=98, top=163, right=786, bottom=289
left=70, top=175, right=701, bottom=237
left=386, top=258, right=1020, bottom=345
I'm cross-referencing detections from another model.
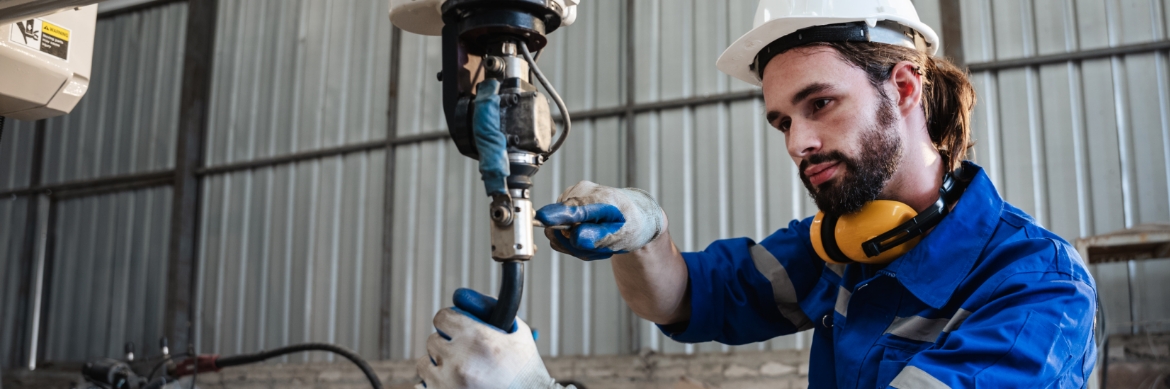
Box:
left=535, top=181, right=665, bottom=260
left=416, top=289, right=567, bottom=389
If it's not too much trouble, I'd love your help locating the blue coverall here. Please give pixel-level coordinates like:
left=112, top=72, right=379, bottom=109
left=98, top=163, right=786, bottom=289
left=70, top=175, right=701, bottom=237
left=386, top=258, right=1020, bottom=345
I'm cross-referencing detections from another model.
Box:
left=660, top=162, right=1098, bottom=388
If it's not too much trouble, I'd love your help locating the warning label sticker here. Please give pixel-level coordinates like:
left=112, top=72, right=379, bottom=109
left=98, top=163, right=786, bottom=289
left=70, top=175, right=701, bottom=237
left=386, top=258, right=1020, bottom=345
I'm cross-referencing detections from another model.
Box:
left=8, top=18, right=70, bottom=61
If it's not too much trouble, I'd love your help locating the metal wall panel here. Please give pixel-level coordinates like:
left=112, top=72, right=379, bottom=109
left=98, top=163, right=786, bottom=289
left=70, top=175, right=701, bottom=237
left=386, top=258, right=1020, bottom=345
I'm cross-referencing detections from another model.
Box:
left=0, top=197, right=30, bottom=368
left=41, top=187, right=172, bottom=362
left=204, top=0, right=392, bottom=166
left=633, top=0, right=755, bottom=104
left=193, top=0, right=393, bottom=362
left=964, top=0, right=1170, bottom=238
left=40, top=3, right=186, bottom=184
left=0, top=119, right=37, bottom=192
left=196, top=152, right=386, bottom=361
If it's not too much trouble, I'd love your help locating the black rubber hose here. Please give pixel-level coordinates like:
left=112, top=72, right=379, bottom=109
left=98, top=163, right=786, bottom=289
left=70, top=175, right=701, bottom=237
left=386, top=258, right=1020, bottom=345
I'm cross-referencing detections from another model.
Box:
left=214, top=343, right=382, bottom=389
left=488, top=261, right=524, bottom=330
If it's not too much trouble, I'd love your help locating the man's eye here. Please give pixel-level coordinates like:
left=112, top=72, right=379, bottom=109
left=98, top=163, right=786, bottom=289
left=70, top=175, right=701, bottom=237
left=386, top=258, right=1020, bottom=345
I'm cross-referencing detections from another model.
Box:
left=777, top=118, right=791, bottom=132
left=813, top=99, right=830, bottom=111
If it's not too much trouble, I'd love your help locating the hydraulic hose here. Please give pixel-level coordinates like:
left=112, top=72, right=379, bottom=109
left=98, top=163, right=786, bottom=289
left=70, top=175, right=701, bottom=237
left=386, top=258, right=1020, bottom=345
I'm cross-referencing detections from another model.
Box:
left=488, top=261, right=524, bottom=330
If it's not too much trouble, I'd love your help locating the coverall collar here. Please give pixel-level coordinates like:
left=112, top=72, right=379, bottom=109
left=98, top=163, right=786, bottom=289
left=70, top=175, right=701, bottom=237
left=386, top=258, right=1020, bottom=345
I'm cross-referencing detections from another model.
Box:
left=882, top=161, right=1001, bottom=309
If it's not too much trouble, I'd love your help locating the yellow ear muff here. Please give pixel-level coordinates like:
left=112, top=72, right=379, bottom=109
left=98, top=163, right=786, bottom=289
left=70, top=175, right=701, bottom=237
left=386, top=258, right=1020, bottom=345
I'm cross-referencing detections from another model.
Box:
left=810, top=200, right=924, bottom=265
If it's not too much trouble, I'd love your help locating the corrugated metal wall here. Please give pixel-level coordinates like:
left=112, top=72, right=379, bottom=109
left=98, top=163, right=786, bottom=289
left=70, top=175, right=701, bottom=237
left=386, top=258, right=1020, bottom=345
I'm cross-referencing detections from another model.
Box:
left=194, top=0, right=391, bottom=361
left=41, top=4, right=186, bottom=184
left=0, top=2, right=188, bottom=366
left=962, top=0, right=1170, bottom=337
left=42, top=187, right=172, bottom=362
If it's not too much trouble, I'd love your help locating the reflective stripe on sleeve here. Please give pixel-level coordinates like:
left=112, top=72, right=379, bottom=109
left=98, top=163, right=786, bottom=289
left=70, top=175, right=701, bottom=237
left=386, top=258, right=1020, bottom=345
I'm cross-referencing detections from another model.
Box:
left=834, top=286, right=851, bottom=317
left=889, top=365, right=951, bottom=389
left=749, top=244, right=813, bottom=330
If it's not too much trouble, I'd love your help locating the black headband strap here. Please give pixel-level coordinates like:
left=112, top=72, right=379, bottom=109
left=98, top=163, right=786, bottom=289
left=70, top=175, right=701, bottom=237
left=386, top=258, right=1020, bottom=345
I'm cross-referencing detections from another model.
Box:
left=750, top=20, right=928, bottom=80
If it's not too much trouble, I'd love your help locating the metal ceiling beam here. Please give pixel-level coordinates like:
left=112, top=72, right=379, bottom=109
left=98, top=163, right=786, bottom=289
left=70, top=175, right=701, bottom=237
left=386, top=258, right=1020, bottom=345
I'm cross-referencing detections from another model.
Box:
left=967, top=40, right=1170, bottom=72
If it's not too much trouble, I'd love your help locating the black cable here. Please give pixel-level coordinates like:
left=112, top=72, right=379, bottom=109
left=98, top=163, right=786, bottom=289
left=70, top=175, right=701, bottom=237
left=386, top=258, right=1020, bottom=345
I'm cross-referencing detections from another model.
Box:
left=515, top=41, right=570, bottom=157
left=145, top=352, right=189, bottom=382
left=488, top=261, right=524, bottom=331
left=214, top=343, right=382, bottom=389
left=0, top=116, right=6, bottom=148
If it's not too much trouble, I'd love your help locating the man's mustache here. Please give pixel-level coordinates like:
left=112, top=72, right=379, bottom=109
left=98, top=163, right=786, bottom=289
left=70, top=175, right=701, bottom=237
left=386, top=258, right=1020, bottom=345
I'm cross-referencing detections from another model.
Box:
left=799, top=151, right=848, bottom=178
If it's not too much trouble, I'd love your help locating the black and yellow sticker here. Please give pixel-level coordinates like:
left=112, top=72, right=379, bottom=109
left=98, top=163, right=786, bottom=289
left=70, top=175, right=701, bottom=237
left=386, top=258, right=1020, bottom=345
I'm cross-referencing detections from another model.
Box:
left=38, top=20, right=70, bottom=60
left=7, top=18, right=70, bottom=61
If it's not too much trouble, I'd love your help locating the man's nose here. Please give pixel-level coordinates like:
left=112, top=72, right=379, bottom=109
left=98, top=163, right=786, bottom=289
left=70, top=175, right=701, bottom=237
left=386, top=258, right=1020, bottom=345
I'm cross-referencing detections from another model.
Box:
left=786, top=121, right=821, bottom=158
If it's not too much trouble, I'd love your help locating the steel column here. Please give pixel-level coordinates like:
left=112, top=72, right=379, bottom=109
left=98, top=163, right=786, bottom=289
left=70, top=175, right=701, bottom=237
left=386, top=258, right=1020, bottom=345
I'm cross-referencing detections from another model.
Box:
left=8, top=120, right=44, bottom=369
left=381, top=26, right=403, bottom=360
left=167, top=0, right=218, bottom=358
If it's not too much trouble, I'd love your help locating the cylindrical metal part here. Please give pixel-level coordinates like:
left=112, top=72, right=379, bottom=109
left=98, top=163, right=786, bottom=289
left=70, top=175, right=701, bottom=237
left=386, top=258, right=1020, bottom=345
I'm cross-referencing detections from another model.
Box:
left=490, top=197, right=536, bottom=260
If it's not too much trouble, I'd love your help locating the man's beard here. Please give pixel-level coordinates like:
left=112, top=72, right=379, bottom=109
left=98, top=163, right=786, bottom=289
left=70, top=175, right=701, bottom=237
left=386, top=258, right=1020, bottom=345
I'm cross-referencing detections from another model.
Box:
left=800, top=96, right=902, bottom=216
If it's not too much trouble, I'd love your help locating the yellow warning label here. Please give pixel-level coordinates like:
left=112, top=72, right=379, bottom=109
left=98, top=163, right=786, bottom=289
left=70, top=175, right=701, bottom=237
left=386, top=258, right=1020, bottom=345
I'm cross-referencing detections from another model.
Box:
left=41, top=21, right=69, bottom=41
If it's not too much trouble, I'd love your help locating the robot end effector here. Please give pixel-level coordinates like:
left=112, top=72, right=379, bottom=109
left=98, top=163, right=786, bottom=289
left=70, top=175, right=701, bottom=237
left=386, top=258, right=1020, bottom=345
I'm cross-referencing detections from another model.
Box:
left=390, top=0, right=579, bottom=330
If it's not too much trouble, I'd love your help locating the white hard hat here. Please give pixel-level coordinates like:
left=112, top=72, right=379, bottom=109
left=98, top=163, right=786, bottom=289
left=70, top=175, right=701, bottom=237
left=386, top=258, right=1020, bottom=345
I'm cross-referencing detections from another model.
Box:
left=717, top=0, right=939, bottom=86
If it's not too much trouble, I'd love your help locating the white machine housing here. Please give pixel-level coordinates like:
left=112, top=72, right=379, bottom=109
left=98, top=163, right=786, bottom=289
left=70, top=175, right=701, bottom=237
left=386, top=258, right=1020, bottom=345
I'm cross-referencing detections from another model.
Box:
left=0, top=4, right=97, bottom=121
left=389, top=0, right=578, bottom=36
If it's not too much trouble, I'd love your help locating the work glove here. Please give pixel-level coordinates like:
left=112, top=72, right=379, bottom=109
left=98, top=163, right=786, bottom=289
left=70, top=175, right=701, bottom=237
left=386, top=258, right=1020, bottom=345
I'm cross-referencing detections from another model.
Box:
left=416, top=288, right=567, bottom=389
left=535, top=180, right=666, bottom=260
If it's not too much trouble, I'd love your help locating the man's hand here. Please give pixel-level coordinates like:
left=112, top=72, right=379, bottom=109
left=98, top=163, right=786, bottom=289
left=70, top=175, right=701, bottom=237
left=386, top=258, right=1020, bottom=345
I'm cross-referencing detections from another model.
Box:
left=416, top=289, right=561, bottom=389
left=535, top=180, right=666, bottom=260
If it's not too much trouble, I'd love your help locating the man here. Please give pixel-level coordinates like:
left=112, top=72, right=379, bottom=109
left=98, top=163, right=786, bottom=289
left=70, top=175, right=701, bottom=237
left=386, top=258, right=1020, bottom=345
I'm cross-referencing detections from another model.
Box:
left=417, top=1, right=1098, bottom=388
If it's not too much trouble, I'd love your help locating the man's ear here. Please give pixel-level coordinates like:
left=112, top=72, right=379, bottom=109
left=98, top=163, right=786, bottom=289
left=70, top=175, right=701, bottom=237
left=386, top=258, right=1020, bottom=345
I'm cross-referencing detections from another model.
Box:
left=889, top=61, right=923, bottom=115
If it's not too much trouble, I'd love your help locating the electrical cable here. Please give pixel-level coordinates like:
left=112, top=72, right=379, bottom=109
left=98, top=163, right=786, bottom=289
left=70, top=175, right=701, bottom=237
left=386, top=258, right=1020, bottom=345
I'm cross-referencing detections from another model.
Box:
left=213, top=343, right=383, bottom=389
left=145, top=352, right=189, bottom=383
left=515, top=40, right=570, bottom=157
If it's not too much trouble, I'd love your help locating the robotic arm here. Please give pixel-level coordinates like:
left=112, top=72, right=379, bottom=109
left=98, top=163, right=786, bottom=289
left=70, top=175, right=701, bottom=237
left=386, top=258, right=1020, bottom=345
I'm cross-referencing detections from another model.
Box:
left=0, top=2, right=97, bottom=121
left=390, top=0, right=578, bottom=330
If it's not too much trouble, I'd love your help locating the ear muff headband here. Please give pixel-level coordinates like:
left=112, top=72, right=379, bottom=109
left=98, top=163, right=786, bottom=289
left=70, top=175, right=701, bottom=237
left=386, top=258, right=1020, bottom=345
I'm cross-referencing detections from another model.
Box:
left=811, top=167, right=968, bottom=265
